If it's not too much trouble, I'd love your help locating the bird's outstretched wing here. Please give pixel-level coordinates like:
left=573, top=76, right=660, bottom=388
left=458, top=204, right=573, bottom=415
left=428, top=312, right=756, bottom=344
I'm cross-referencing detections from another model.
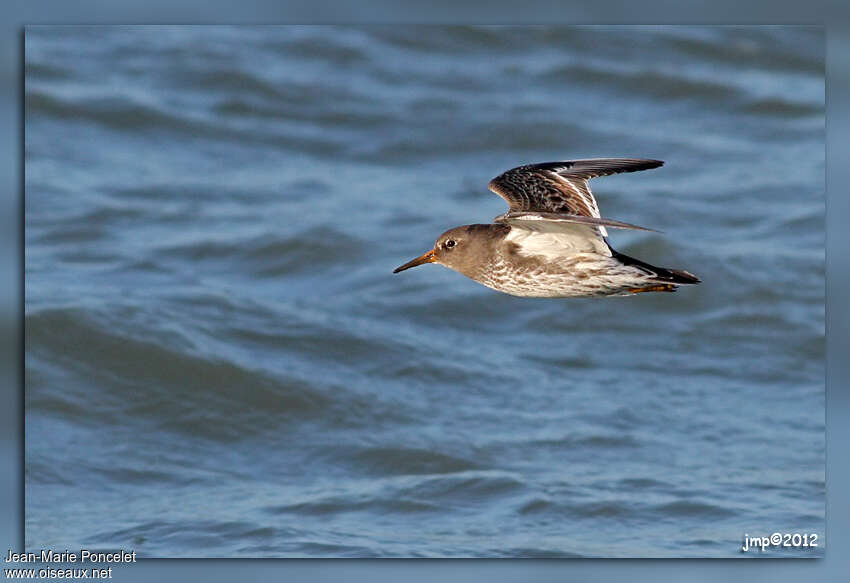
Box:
left=502, top=211, right=658, bottom=232
left=488, top=158, right=663, bottom=234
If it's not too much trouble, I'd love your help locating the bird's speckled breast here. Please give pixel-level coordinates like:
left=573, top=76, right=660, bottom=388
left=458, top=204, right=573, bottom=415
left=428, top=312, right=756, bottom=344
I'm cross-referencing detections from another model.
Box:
left=474, top=246, right=656, bottom=298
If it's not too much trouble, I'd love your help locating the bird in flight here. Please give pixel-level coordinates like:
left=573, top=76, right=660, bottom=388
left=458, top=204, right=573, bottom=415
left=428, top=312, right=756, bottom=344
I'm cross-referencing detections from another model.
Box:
left=393, top=158, right=700, bottom=298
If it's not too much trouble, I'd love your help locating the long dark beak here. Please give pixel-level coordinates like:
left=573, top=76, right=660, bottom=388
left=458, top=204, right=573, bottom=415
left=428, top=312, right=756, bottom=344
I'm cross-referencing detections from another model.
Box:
left=393, top=249, right=436, bottom=273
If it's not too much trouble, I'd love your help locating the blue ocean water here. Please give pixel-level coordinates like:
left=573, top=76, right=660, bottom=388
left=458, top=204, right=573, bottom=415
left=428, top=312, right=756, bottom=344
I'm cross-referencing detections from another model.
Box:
left=24, top=25, right=824, bottom=557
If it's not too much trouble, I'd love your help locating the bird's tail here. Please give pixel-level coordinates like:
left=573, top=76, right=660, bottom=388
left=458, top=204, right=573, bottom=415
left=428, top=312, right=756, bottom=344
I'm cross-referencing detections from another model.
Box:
left=610, top=247, right=701, bottom=288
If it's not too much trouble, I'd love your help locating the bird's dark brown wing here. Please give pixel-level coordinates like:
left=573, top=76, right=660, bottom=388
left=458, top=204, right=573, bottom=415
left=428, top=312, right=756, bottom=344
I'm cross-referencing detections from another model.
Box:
left=487, top=158, right=663, bottom=217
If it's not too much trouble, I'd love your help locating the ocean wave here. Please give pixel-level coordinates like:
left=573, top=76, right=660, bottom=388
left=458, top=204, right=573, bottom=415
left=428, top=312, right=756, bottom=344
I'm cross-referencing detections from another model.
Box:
left=740, top=97, right=823, bottom=117
left=25, top=89, right=349, bottom=157
left=25, top=61, right=74, bottom=80
left=342, top=445, right=481, bottom=476
left=541, top=63, right=739, bottom=100
left=651, top=500, right=736, bottom=519
left=527, top=433, right=641, bottom=450
left=265, top=495, right=440, bottom=517
left=89, top=519, right=289, bottom=557
left=365, top=119, right=602, bottom=164
left=263, top=33, right=369, bottom=65
left=26, top=90, right=202, bottom=131
left=540, top=62, right=820, bottom=119
left=368, top=26, right=512, bottom=55
left=395, top=472, right=527, bottom=503
left=153, top=227, right=365, bottom=277
left=26, top=307, right=335, bottom=439
left=661, top=28, right=823, bottom=76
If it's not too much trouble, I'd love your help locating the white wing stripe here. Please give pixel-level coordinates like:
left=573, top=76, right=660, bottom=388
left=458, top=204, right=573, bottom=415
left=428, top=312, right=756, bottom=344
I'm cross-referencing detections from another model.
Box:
left=547, top=171, right=607, bottom=237
left=505, top=220, right=612, bottom=258
left=501, top=212, right=658, bottom=232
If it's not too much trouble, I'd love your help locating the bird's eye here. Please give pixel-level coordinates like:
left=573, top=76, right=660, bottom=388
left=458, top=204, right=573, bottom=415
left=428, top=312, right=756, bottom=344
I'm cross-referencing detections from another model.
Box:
left=445, top=239, right=456, bottom=249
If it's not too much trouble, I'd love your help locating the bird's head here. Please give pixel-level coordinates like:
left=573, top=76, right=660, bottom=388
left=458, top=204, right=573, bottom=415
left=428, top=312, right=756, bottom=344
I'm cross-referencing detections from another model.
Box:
left=393, top=225, right=505, bottom=278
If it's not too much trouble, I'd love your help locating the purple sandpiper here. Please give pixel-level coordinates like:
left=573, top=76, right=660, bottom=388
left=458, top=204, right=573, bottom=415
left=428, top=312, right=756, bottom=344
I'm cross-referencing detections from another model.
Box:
left=393, top=158, right=700, bottom=297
